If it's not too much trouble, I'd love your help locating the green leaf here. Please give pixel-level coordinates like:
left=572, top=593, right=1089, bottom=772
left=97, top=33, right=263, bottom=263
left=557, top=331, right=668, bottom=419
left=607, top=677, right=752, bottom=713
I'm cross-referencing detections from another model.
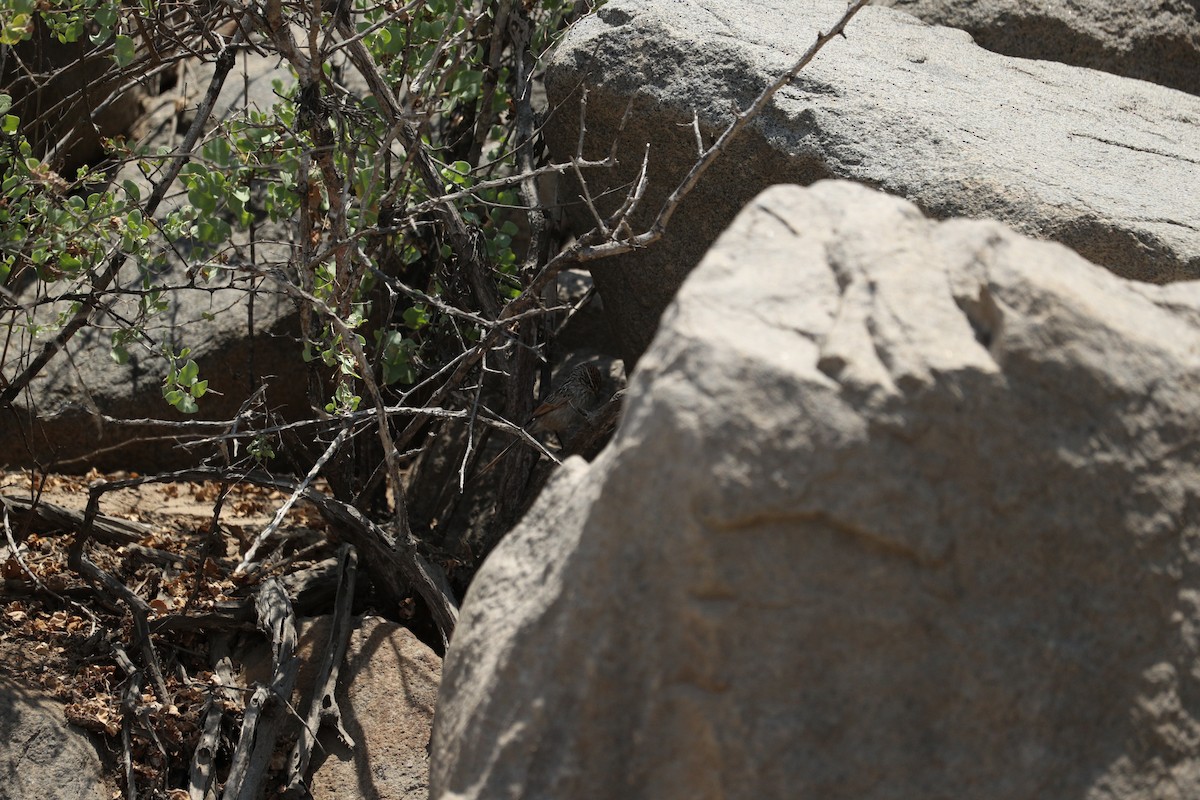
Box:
left=2, top=14, right=32, bottom=46
left=442, top=160, right=473, bottom=187
left=177, top=394, right=199, bottom=414
left=248, top=436, right=275, bottom=461
left=402, top=305, right=429, bottom=330
left=94, top=4, right=118, bottom=28
left=383, top=360, right=416, bottom=385
left=114, top=35, right=136, bottom=68
left=122, top=179, right=141, bottom=202
left=449, top=69, right=483, bottom=101
left=0, top=95, right=11, bottom=115
left=179, top=359, right=199, bottom=386
left=89, top=27, right=112, bottom=46
left=190, top=380, right=208, bottom=398
left=187, top=184, right=217, bottom=213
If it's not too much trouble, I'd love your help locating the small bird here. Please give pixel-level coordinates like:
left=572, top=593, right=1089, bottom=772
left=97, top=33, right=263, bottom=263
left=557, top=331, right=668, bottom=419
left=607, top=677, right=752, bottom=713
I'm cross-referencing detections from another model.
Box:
left=472, top=363, right=608, bottom=482
left=525, top=363, right=605, bottom=437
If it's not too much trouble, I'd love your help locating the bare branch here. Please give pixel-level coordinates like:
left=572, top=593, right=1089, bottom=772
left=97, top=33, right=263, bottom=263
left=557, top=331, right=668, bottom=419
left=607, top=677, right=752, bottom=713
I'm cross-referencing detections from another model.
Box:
left=235, top=423, right=354, bottom=574
left=644, top=0, right=870, bottom=243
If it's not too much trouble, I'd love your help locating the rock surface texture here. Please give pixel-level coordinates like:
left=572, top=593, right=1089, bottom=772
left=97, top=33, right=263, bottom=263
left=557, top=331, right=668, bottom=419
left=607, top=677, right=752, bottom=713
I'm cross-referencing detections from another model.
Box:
left=304, top=616, right=440, bottom=800
left=544, top=0, right=1200, bottom=365
left=431, top=181, right=1200, bottom=800
left=876, top=0, right=1200, bottom=95
left=245, top=615, right=441, bottom=800
left=0, top=676, right=110, bottom=800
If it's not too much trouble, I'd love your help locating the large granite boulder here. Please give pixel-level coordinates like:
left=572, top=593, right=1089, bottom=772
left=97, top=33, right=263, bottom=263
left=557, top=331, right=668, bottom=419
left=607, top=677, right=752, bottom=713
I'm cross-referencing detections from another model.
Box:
left=430, top=181, right=1200, bottom=799
left=0, top=278, right=300, bottom=471
left=544, top=0, right=1200, bottom=366
left=876, top=0, right=1200, bottom=95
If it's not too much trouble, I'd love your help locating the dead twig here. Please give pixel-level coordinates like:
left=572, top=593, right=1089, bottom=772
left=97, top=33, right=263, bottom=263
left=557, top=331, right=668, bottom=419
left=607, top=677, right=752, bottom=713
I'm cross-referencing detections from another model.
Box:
left=235, top=422, right=352, bottom=574
left=221, top=579, right=300, bottom=800
left=282, top=545, right=358, bottom=797
left=77, top=466, right=458, bottom=646
left=114, top=645, right=143, bottom=800
left=188, top=649, right=240, bottom=800
left=0, top=493, right=150, bottom=544
left=72, top=486, right=173, bottom=704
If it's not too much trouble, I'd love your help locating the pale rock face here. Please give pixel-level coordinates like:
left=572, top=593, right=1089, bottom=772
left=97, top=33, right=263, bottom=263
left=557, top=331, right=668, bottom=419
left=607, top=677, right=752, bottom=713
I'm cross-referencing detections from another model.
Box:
left=430, top=181, right=1200, bottom=800
left=302, top=617, right=440, bottom=800
left=543, top=0, right=1200, bottom=366
left=876, top=0, right=1200, bottom=95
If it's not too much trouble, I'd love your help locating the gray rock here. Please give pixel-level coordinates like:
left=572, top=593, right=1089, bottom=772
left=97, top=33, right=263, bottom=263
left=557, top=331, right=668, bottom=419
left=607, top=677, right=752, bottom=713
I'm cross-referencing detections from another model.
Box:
left=431, top=181, right=1200, bottom=800
left=0, top=274, right=302, bottom=471
left=544, top=0, right=1200, bottom=366
left=876, top=0, right=1200, bottom=95
left=305, top=616, right=440, bottom=800
left=244, top=615, right=440, bottom=800
left=0, top=676, right=110, bottom=800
